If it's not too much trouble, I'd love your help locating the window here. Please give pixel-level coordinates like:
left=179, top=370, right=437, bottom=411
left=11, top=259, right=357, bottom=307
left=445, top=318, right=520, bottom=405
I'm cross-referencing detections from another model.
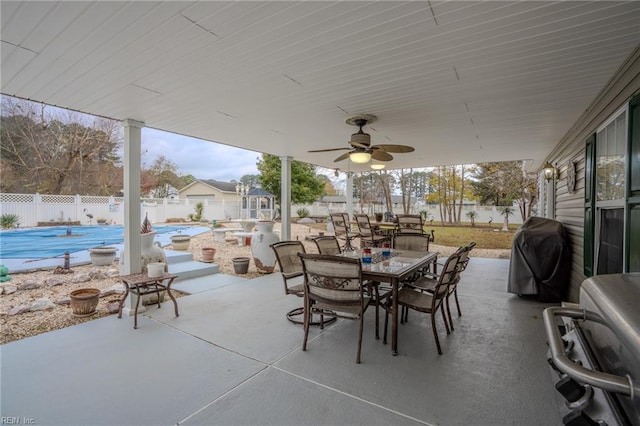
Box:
left=593, top=108, right=627, bottom=275
left=596, top=113, right=626, bottom=201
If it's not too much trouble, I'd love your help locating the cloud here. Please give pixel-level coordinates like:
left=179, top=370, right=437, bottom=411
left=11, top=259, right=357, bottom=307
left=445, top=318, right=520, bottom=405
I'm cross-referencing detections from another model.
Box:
left=142, top=128, right=260, bottom=181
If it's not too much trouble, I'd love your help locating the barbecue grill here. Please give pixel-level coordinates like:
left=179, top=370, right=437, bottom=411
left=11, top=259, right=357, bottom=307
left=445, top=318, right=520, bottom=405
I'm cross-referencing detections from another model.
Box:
left=544, top=274, right=640, bottom=425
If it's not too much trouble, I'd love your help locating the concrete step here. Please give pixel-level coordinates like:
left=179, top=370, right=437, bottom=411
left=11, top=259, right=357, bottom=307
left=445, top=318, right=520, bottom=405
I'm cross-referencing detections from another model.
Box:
left=164, top=250, right=194, bottom=264
left=171, top=273, right=247, bottom=295
left=168, top=260, right=219, bottom=281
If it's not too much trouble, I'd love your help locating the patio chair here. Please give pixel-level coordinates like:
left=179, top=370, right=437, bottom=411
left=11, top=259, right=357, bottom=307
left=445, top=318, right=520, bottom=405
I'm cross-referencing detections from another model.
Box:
left=329, top=212, right=358, bottom=251
left=392, top=233, right=436, bottom=281
left=313, top=235, right=342, bottom=255
left=384, top=251, right=461, bottom=355
left=409, top=241, right=476, bottom=330
left=271, top=241, right=306, bottom=324
left=298, top=253, right=374, bottom=363
left=271, top=241, right=336, bottom=326
left=313, top=234, right=386, bottom=339
left=394, top=214, right=424, bottom=234
left=354, top=213, right=390, bottom=248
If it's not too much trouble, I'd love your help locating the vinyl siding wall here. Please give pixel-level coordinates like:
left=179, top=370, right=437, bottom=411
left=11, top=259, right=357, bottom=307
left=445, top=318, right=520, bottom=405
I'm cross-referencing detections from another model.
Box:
left=545, top=45, right=640, bottom=302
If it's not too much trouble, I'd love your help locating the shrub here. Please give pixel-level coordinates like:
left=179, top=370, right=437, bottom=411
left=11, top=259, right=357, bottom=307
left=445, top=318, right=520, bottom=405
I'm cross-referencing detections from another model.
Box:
left=465, top=211, right=478, bottom=227
left=1, top=214, right=19, bottom=229
left=296, top=207, right=310, bottom=218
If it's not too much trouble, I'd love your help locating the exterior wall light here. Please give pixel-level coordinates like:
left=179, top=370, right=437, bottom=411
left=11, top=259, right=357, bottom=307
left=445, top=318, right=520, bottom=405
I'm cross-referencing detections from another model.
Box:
left=543, top=161, right=556, bottom=181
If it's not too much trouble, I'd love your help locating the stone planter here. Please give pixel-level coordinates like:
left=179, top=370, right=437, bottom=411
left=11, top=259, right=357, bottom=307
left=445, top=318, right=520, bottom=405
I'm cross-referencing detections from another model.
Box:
left=171, top=235, right=191, bottom=251
left=232, top=257, right=250, bottom=274
left=88, top=246, right=117, bottom=266
left=250, top=221, right=280, bottom=273
left=201, top=247, right=216, bottom=263
left=70, top=288, right=100, bottom=317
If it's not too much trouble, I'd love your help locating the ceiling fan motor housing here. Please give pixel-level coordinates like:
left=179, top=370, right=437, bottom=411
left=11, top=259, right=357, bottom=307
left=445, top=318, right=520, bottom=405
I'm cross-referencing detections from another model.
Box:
left=351, top=131, right=370, bottom=146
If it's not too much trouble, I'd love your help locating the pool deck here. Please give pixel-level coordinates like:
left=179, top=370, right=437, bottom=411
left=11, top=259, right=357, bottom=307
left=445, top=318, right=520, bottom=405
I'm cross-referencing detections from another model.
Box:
left=0, top=226, right=210, bottom=273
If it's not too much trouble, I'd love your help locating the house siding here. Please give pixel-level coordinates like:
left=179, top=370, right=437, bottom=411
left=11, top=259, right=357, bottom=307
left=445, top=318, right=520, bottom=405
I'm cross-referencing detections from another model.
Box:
left=546, top=45, right=640, bottom=302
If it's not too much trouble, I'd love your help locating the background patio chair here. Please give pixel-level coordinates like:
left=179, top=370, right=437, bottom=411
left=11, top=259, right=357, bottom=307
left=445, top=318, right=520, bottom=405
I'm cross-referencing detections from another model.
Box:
left=354, top=213, right=389, bottom=248
left=298, top=253, right=374, bottom=363
left=394, top=214, right=424, bottom=234
left=329, top=212, right=358, bottom=251
left=384, top=251, right=461, bottom=355
left=313, top=235, right=342, bottom=255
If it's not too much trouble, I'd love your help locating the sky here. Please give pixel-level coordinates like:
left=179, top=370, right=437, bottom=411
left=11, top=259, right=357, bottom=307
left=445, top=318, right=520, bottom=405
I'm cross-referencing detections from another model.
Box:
left=141, top=128, right=261, bottom=182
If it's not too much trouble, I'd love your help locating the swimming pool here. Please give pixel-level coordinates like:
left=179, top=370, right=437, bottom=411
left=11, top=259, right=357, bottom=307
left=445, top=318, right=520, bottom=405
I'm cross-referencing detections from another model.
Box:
left=0, top=225, right=190, bottom=259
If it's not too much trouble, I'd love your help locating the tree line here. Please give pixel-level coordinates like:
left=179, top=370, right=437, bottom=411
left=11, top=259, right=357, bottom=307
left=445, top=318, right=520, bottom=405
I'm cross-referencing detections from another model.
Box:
left=1, top=97, right=537, bottom=223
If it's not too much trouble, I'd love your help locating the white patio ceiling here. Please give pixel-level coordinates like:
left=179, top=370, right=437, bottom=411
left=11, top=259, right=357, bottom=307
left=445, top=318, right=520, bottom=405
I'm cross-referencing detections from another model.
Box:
left=2, top=1, right=639, bottom=173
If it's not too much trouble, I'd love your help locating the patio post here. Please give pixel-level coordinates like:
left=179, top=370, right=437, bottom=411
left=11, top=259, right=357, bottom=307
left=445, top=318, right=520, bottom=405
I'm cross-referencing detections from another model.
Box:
left=122, top=119, right=145, bottom=314
left=346, top=172, right=354, bottom=220
left=280, top=156, right=292, bottom=240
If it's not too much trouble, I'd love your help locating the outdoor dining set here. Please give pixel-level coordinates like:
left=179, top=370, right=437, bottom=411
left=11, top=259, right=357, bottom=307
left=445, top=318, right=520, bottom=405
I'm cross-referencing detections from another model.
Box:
left=271, top=213, right=475, bottom=363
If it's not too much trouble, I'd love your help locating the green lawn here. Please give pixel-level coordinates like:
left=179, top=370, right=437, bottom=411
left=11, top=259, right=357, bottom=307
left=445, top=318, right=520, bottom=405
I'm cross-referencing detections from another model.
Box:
left=424, top=224, right=516, bottom=250
left=307, top=221, right=517, bottom=250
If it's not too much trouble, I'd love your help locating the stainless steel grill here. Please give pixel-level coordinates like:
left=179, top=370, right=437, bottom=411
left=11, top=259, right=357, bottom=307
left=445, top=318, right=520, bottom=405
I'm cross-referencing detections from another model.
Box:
left=544, top=273, right=640, bottom=425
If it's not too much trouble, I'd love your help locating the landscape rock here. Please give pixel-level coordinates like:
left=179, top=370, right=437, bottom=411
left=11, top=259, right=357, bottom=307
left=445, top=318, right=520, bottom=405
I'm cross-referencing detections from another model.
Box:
left=106, top=269, right=120, bottom=278
left=9, top=304, right=30, bottom=315
left=71, top=273, right=91, bottom=283
left=45, top=277, right=65, bottom=287
left=106, top=301, right=121, bottom=314
left=1, top=283, right=18, bottom=295
left=30, top=298, right=56, bottom=311
left=89, top=269, right=108, bottom=280
left=18, top=280, right=41, bottom=290
left=56, top=296, right=71, bottom=305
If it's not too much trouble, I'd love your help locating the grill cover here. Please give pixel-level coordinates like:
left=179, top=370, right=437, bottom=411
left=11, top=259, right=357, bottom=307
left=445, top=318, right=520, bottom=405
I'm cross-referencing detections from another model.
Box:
left=507, top=217, right=571, bottom=302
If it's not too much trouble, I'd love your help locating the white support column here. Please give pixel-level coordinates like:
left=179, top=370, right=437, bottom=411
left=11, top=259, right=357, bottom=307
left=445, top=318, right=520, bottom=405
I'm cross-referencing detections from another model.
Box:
left=122, top=119, right=144, bottom=275
left=280, top=156, right=292, bottom=241
left=346, top=172, right=354, bottom=220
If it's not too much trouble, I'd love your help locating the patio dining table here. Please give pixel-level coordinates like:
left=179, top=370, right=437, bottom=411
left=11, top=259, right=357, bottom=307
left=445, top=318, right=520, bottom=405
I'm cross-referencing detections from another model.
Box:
left=339, top=248, right=438, bottom=355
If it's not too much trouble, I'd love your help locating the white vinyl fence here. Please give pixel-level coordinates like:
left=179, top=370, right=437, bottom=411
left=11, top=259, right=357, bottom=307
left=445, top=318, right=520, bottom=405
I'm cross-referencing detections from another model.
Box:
left=0, top=193, right=525, bottom=228
left=0, top=193, right=239, bottom=227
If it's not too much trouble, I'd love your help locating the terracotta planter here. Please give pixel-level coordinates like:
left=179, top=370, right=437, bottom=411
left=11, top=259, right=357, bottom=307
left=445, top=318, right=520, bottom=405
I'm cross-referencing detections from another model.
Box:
left=201, top=247, right=216, bottom=263
left=70, top=288, right=100, bottom=317
left=232, top=257, right=250, bottom=274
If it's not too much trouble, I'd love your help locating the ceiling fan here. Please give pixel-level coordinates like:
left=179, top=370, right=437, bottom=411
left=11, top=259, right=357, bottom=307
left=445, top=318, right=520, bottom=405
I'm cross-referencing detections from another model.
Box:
left=308, top=114, right=414, bottom=163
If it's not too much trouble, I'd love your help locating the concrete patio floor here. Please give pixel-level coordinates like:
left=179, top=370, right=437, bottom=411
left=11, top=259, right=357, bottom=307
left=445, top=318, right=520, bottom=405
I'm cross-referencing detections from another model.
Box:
left=1, top=258, right=562, bottom=425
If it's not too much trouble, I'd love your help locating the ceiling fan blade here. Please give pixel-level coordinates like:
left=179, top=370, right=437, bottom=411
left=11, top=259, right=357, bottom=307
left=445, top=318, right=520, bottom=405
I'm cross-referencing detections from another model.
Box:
left=308, top=147, right=351, bottom=153
left=350, top=141, right=369, bottom=149
left=334, top=152, right=351, bottom=162
left=372, top=144, right=415, bottom=153
left=372, top=150, right=393, bottom=161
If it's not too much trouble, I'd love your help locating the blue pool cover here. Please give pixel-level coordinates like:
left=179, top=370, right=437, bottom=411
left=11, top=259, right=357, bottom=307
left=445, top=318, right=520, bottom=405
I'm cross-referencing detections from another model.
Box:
left=0, top=225, right=190, bottom=259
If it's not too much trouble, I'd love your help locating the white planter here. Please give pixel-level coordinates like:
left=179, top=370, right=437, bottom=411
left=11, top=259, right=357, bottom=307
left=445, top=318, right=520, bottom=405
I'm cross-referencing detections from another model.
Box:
left=250, top=221, right=280, bottom=273
left=147, top=262, right=165, bottom=278
left=120, top=231, right=167, bottom=275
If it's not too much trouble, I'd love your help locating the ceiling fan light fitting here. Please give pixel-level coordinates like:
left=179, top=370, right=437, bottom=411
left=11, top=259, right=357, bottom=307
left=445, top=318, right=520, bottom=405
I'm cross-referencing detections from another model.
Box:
left=370, top=163, right=385, bottom=170
left=350, top=151, right=371, bottom=163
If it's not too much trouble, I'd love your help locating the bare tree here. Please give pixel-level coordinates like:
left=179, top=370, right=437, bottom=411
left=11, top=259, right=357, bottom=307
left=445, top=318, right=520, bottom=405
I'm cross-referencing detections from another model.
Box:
left=1, top=97, right=121, bottom=195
